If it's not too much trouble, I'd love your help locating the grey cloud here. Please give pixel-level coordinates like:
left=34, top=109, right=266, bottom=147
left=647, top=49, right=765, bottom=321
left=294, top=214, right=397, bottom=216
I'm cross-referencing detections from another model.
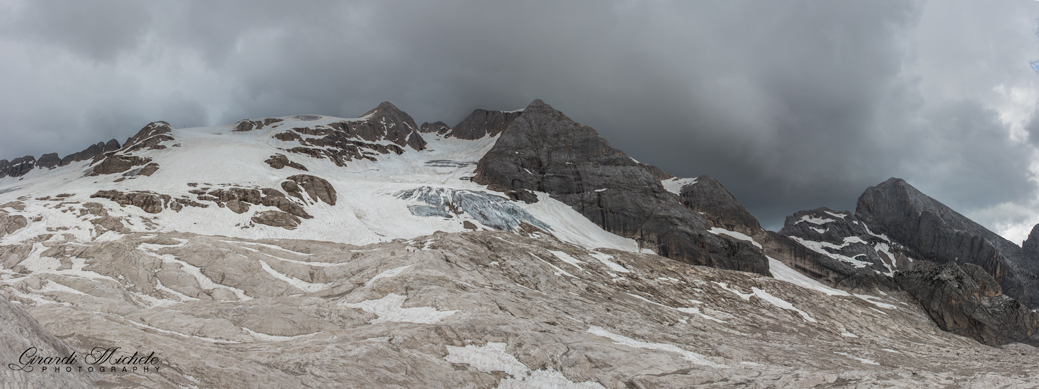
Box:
left=1, top=0, right=1037, bottom=236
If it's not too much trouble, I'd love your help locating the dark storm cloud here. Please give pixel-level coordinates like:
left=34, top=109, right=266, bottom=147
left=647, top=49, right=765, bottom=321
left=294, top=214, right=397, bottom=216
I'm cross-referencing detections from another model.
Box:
left=2, top=0, right=1038, bottom=238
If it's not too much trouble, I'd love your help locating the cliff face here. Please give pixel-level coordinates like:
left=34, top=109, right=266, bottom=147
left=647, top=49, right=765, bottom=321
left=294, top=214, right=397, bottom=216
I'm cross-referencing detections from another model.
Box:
left=856, top=178, right=1039, bottom=309
left=473, top=100, right=769, bottom=275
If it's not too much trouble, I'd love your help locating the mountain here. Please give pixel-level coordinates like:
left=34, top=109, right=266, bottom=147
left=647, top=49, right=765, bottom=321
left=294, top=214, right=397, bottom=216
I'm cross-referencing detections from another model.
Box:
left=1, top=100, right=1038, bottom=387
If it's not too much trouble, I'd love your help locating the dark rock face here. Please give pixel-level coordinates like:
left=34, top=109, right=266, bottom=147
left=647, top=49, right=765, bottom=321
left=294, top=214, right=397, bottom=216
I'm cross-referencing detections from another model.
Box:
left=896, top=262, right=1039, bottom=346
left=348, top=102, right=426, bottom=150
left=122, top=121, right=175, bottom=152
left=856, top=178, right=1039, bottom=308
left=420, top=121, right=451, bottom=135
left=679, top=175, right=760, bottom=236
left=448, top=109, right=523, bottom=139
left=89, top=155, right=152, bottom=176
left=91, top=190, right=171, bottom=213
left=265, top=154, right=308, bottom=171
left=285, top=175, right=336, bottom=206
left=234, top=118, right=284, bottom=132
left=0, top=209, right=28, bottom=237
left=104, top=138, right=121, bottom=151
left=272, top=103, right=426, bottom=167
left=252, top=210, right=301, bottom=230
left=0, top=156, right=36, bottom=178
left=474, top=99, right=768, bottom=275
left=191, top=186, right=310, bottom=219
left=36, top=152, right=60, bottom=169
left=90, top=190, right=205, bottom=214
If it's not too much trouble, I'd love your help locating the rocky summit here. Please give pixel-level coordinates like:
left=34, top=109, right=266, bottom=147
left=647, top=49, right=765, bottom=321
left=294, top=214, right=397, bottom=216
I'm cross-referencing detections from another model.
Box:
left=1, top=100, right=1038, bottom=387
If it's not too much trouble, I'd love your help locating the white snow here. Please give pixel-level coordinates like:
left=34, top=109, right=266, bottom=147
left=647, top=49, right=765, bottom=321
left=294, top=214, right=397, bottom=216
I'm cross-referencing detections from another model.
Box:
left=444, top=342, right=605, bottom=388
left=833, top=351, right=879, bottom=365
left=365, top=265, right=411, bottom=287
left=589, top=251, right=629, bottom=273
left=339, top=293, right=457, bottom=324
left=586, top=326, right=726, bottom=368
left=549, top=250, right=583, bottom=267
left=795, top=215, right=835, bottom=225
left=714, top=282, right=753, bottom=300
left=256, top=259, right=326, bottom=293
left=707, top=227, right=762, bottom=249
left=751, top=287, right=816, bottom=323
left=767, top=257, right=849, bottom=296
left=530, top=252, right=576, bottom=278
left=660, top=177, right=698, bottom=196
left=823, top=211, right=847, bottom=219
left=854, top=294, right=898, bottom=309
left=788, top=236, right=872, bottom=268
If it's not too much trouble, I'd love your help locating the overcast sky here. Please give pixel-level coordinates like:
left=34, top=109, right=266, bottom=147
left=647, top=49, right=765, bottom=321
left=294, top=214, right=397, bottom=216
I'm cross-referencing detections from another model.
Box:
left=3, top=0, right=1039, bottom=243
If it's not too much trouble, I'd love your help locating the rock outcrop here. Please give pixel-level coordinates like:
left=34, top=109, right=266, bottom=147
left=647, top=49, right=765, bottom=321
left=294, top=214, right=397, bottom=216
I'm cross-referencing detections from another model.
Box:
left=856, top=178, right=1039, bottom=308
left=0, top=156, right=36, bottom=178
left=36, top=153, right=60, bottom=169
left=448, top=109, right=523, bottom=139
left=679, top=175, right=760, bottom=236
left=234, top=118, right=284, bottom=132
left=284, top=175, right=336, bottom=206
left=88, top=155, right=153, bottom=176
left=122, top=121, right=175, bottom=152
left=775, top=208, right=905, bottom=291
left=265, top=154, right=308, bottom=171
left=474, top=99, right=769, bottom=275
left=896, top=262, right=1039, bottom=346
left=420, top=121, right=451, bottom=135
left=0, top=209, right=28, bottom=238
left=58, top=138, right=121, bottom=166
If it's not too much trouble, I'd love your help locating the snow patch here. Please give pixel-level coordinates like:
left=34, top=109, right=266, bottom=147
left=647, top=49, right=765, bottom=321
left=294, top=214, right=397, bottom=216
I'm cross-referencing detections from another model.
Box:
left=767, top=257, right=849, bottom=296
left=444, top=342, right=605, bottom=388
left=751, top=287, right=816, bottom=323
left=586, top=326, right=726, bottom=368
left=365, top=265, right=411, bottom=287
left=661, top=177, right=698, bottom=196
left=339, top=293, right=456, bottom=324
left=707, top=227, right=762, bottom=249
left=589, top=251, right=629, bottom=273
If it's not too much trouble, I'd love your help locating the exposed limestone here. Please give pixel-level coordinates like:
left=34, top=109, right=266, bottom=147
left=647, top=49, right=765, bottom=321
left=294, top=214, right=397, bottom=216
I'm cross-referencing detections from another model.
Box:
left=122, top=121, right=175, bottom=152
left=0, top=294, right=100, bottom=388
left=191, top=186, right=311, bottom=219
left=90, top=190, right=205, bottom=214
left=251, top=210, right=301, bottom=229
left=0, top=209, right=28, bottom=237
left=88, top=155, right=152, bottom=176
left=90, top=190, right=169, bottom=213
left=264, top=154, right=308, bottom=171
left=234, top=118, right=284, bottom=132
left=285, top=175, right=336, bottom=206
left=2, top=231, right=1038, bottom=388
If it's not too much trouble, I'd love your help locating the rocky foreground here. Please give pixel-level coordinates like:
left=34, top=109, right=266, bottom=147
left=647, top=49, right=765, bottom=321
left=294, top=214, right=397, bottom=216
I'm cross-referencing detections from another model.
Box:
left=2, top=229, right=1038, bottom=388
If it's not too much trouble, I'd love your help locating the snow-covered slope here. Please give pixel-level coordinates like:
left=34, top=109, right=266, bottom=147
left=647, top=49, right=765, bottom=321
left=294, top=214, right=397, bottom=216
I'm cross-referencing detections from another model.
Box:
left=0, top=110, right=637, bottom=252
